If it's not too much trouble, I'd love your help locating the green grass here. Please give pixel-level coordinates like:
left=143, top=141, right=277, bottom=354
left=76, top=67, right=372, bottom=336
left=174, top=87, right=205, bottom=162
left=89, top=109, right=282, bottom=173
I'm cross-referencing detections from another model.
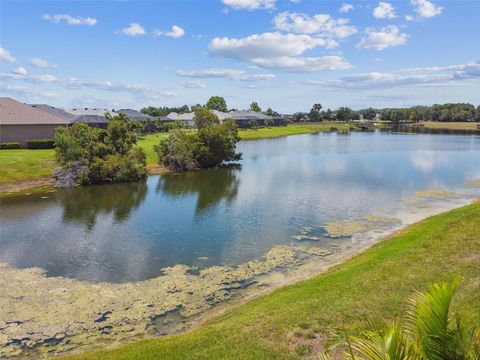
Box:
left=67, top=202, right=480, bottom=360
left=0, top=148, right=56, bottom=183
left=238, top=122, right=354, bottom=140
left=0, top=124, right=349, bottom=185
left=420, top=121, right=479, bottom=131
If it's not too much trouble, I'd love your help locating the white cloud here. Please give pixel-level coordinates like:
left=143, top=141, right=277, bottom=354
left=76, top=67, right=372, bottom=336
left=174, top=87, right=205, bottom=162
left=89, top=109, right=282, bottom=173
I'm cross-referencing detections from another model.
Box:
left=210, top=32, right=330, bottom=59
left=373, top=2, right=397, bottom=19
left=273, top=11, right=357, bottom=38
left=252, top=56, right=352, bottom=72
left=222, top=0, right=275, bottom=10
left=182, top=80, right=206, bottom=88
left=411, top=0, right=443, bottom=18
left=357, top=26, right=407, bottom=50
left=176, top=68, right=275, bottom=81
left=118, top=23, right=146, bottom=36
left=209, top=32, right=351, bottom=72
left=303, top=61, right=480, bottom=89
left=29, top=58, right=58, bottom=68
left=339, top=3, right=354, bottom=13
left=0, top=46, right=16, bottom=63
left=153, top=25, right=185, bottom=38
left=405, top=15, right=414, bottom=21
left=42, top=14, right=97, bottom=26
left=0, top=83, right=58, bottom=99
left=12, top=67, right=28, bottom=76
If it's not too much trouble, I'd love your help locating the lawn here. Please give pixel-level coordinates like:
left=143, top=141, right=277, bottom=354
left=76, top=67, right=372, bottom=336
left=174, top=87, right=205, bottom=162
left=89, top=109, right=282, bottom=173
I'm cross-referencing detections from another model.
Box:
left=420, top=121, right=479, bottom=130
left=238, top=122, right=354, bottom=140
left=67, top=201, right=480, bottom=360
left=0, top=124, right=349, bottom=185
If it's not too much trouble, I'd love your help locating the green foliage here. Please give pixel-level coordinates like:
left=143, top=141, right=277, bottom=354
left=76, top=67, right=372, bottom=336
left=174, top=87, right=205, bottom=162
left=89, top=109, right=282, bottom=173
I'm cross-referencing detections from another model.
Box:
left=155, top=119, right=241, bottom=172
left=193, top=107, right=220, bottom=129
left=336, top=107, right=354, bottom=121
left=249, top=119, right=258, bottom=129
left=26, top=139, right=55, bottom=149
left=140, top=105, right=190, bottom=117
left=205, top=96, right=228, bottom=112
left=265, top=107, right=280, bottom=116
left=54, top=114, right=146, bottom=185
left=249, top=101, right=261, bottom=112
left=362, top=108, right=377, bottom=120
left=308, top=103, right=323, bottom=122
left=264, top=118, right=275, bottom=127
left=376, top=103, right=478, bottom=123
left=0, top=142, right=21, bottom=149
left=322, top=279, right=480, bottom=359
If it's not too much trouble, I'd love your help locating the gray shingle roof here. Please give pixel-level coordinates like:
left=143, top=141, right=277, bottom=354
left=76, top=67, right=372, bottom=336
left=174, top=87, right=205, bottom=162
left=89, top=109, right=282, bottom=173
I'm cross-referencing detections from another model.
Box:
left=0, top=97, right=70, bottom=125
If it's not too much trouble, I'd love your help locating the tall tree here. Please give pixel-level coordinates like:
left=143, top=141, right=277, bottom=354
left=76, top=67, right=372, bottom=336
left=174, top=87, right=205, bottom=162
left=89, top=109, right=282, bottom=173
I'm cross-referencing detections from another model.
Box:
left=249, top=102, right=261, bottom=112
left=308, top=103, right=323, bottom=122
left=362, top=108, right=376, bottom=120
left=335, top=107, right=354, bottom=121
left=205, top=96, right=228, bottom=112
left=193, top=107, right=220, bottom=129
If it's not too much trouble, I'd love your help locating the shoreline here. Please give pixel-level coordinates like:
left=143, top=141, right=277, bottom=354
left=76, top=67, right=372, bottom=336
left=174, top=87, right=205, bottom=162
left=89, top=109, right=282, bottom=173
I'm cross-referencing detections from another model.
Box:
left=1, top=195, right=477, bottom=358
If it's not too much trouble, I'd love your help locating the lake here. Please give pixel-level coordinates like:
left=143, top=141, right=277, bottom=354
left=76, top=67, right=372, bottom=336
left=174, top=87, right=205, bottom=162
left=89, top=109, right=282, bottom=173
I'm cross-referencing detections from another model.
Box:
left=1, top=131, right=479, bottom=283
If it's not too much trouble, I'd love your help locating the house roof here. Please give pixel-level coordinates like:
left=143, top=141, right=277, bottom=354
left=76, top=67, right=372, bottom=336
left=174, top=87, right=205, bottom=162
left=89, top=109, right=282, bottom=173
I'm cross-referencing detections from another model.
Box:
left=0, top=97, right=70, bottom=125
left=68, top=108, right=117, bottom=116
left=70, top=115, right=109, bottom=124
left=117, top=109, right=153, bottom=121
left=30, top=104, right=74, bottom=121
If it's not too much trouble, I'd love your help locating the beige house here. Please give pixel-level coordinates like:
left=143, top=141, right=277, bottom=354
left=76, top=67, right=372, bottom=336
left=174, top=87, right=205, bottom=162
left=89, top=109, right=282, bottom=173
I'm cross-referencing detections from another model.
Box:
left=0, top=97, right=71, bottom=146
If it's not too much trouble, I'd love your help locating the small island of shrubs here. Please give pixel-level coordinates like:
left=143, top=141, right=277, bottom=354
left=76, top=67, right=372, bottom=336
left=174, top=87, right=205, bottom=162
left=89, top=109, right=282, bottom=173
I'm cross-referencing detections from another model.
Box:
left=53, top=113, right=147, bottom=186
left=154, top=107, right=242, bottom=172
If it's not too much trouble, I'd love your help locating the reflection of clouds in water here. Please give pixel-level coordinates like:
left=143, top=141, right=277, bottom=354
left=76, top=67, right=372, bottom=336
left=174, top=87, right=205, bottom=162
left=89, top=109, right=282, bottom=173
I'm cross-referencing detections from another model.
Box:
left=410, top=151, right=452, bottom=173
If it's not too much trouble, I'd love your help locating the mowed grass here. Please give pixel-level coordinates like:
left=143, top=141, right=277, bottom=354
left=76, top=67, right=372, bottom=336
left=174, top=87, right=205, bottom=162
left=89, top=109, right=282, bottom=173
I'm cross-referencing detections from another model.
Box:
left=0, top=124, right=349, bottom=184
left=421, top=121, right=479, bottom=130
left=0, top=133, right=168, bottom=184
left=67, top=202, right=480, bottom=360
left=238, top=122, right=354, bottom=140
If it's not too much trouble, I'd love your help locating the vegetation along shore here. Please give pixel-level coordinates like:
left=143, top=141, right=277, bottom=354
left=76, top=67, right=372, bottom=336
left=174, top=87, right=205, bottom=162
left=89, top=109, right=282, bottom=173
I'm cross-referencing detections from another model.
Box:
left=63, top=201, right=480, bottom=359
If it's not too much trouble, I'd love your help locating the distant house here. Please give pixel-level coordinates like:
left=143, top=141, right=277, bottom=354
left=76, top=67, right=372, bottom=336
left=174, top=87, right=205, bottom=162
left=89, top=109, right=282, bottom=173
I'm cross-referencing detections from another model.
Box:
left=68, top=108, right=115, bottom=129
left=0, top=97, right=70, bottom=146
left=167, top=110, right=287, bottom=128
left=117, top=109, right=152, bottom=122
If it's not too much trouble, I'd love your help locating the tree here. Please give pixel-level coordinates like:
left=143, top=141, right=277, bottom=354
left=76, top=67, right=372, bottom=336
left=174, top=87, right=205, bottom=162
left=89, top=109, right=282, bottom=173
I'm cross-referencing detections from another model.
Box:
left=264, top=118, right=275, bottom=127
left=291, top=112, right=307, bottom=122
left=308, top=103, right=323, bottom=122
left=54, top=114, right=146, bottom=185
left=193, top=107, right=220, bottom=129
left=321, top=108, right=333, bottom=121
left=335, top=107, right=354, bottom=122
left=249, top=102, right=261, bottom=112
left=249, top=119, right=258, bottom=129
left=206, top=96, right=228, bottom=112
left=155, top=119, right=241, bottom=172
left=362, top=108, right=376, bottom=121
left=265, top=107, right=280, bottom=116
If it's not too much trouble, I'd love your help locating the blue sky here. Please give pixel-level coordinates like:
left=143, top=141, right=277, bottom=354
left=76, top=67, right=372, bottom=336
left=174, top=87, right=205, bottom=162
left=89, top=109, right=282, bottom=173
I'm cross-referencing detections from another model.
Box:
left=0, top=0, right=479, bottom=113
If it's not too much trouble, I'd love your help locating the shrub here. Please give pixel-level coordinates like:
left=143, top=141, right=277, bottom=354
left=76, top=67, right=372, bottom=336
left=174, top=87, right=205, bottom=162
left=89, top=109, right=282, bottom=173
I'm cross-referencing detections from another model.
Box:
left=53, top=114, right=147, bottom=186
left=0, top=142, right=21, bottom=149
left=26, top=139, right=55, bottom=149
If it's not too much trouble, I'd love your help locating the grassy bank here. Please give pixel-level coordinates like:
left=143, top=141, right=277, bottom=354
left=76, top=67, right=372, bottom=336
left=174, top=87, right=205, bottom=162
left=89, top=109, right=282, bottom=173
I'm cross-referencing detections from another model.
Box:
left=420, top=121, right=479, bottom=131
left=0, top=123, right=348, bottom=185
left=67, top=202, right=480, bottom=359
left=238, top=122, right=354, bottom=140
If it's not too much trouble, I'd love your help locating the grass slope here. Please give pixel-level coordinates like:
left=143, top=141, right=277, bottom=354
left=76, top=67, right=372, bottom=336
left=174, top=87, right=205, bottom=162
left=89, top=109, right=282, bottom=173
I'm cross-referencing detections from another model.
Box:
left=0, top=123, right=348, bottom=184
left=421, top=121, right=479, bottom=130
left=68, top=202, right=480, bottom=360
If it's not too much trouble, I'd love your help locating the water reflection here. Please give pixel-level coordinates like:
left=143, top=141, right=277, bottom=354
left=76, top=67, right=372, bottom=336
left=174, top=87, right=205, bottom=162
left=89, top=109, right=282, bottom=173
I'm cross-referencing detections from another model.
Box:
left=57, top=182, right=148, bottom=229
left=157, top=166, right=240, bottom=215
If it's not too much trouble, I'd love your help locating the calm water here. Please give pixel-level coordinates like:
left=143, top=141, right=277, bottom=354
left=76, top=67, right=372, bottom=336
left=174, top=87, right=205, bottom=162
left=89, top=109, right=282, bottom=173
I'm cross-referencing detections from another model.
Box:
left=1, top=132, right=479, bottom=283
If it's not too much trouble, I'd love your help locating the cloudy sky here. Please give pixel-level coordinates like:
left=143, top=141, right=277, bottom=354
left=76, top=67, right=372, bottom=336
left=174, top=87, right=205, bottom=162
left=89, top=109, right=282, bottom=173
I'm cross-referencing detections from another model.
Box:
left=0, top=0, right=479, bottom=112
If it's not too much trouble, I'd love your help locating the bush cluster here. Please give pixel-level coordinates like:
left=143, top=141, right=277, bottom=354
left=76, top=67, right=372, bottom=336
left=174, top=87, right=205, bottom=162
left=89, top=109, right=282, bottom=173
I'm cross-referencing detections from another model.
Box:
left=155, top=109, right=241, bottom=172
left=0, top=142, right=21, bottom=149
left=54, top=113, right=147, bottom=185
left=26, top=139, right=55, bottom=149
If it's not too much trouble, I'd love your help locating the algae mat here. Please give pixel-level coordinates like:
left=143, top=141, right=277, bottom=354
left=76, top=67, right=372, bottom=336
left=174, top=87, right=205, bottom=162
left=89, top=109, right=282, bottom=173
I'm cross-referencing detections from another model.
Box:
left=0, top=246, right=309, bottom=357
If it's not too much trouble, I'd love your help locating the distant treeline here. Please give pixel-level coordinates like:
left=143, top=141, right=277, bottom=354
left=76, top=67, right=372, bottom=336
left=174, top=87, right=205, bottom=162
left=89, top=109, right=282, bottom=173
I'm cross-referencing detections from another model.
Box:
left=140, top=101, right=480, bottom=123
left=368, top=103, right=480, bottom=123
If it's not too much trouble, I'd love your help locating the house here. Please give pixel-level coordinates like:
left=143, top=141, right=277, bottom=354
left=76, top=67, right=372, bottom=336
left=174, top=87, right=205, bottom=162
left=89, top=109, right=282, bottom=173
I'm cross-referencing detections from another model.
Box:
left=68, top=108, right=115, bottom=129
left=167, top=110, right=287, bottom=128
left=0, top=97, right=70, bottom=146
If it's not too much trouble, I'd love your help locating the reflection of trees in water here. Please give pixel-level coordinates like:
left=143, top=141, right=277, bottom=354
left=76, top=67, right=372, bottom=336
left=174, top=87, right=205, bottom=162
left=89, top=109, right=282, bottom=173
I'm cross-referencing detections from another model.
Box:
left=157, top=166, right=240, bottom=214
left=56, top=181, right=148, bottom=229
